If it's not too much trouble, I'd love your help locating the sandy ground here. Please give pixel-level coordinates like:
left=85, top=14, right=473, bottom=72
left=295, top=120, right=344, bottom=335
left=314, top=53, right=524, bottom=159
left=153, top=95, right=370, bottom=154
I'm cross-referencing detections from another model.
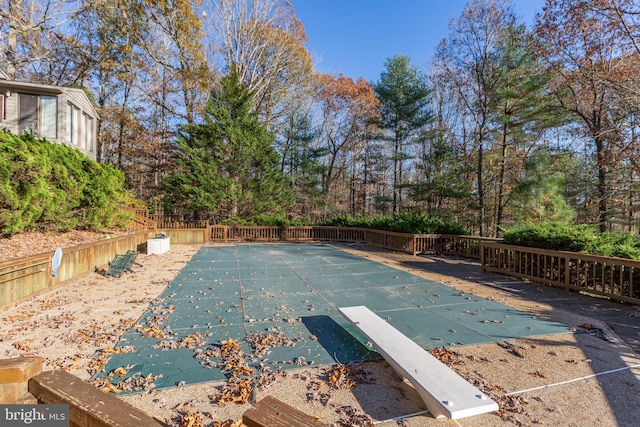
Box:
left=1, top=243, right=640, bottom=427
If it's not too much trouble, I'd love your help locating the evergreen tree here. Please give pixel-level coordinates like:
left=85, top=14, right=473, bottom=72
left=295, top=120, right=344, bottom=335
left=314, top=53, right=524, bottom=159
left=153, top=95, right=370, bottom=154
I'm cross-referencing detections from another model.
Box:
left=488, top=22, right=569, bottom=234
left=163, top=67, right=294, bottom=220
left=510, top=149, right=576, bottom=225
left=410, top=132, right=470, bottom=217
left=374, top=55, right=432, bottom=214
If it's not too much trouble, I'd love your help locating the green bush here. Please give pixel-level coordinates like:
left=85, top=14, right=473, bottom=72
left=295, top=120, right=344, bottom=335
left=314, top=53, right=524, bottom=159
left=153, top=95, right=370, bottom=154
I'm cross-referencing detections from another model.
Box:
left=0, top=131, right=132, bottom=235
left=583, top=231, right=640, bottom=260
left=501, top=222, right=598, bottom=252
left=501, top=221, right=640, bottom=260
left=320, top=213, right=468, bottom=235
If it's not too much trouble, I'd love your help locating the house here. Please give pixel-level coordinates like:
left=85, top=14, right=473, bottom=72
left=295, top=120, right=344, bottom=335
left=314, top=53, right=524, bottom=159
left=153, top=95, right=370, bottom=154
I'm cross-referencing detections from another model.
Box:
left=0, top=70, right=99, bottom=161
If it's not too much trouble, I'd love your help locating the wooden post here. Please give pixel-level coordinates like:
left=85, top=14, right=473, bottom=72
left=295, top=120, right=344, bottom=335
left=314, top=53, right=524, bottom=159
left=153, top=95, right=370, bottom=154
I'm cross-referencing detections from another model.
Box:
left=0, top=357, right=42, bottom=404
left=565, top=254, right=571, bottom=291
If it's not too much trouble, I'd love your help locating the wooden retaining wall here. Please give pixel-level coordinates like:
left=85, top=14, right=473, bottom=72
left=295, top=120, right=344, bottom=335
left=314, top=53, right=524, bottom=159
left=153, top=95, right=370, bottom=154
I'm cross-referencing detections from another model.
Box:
left=0, top=231, right=153, bottom=310
left=157, top=228, right=209, bottom=244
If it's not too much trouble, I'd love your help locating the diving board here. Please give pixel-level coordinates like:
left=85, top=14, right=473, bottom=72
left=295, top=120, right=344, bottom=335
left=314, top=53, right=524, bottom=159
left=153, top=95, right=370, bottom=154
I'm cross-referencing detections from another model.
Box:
left=338, top=306, right=499, bottom=420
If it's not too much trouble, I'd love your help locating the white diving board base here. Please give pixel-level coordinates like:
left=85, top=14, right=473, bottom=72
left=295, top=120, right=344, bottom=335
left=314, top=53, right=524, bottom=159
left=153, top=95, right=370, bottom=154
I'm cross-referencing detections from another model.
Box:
left=338, top=305, right=499, bottom=420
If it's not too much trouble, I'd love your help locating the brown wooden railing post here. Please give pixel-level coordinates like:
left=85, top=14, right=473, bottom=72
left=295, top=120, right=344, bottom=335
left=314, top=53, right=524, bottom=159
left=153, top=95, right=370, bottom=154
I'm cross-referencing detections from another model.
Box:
left=564, top=254, right=571, bottom=291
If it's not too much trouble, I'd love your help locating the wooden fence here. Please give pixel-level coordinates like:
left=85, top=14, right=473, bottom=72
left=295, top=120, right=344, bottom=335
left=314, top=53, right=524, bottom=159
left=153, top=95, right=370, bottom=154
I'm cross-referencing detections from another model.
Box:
left=208, top=225, right=367, bottom=244
left=0, top=231, right=153, bottom=310
left=119, top=207, right=158, bottom=232
left=482, top=242, right=640, bottom=305
left=205, top=225, right=488, bottom=258
left=414, top=234, right=495, bottom=258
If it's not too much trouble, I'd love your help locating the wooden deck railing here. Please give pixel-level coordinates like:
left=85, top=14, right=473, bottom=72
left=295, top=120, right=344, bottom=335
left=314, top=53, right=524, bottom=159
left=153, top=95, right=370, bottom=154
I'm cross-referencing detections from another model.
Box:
left=205, top=226, right=486, bottom=258
left=208, top=225, right=366, bottom=243
left=435, top=235, right=498, bottom=259
left=118, top=207, right=157, bottom=232
left=314, top=226, right=366, bottom=242
left=482, top=242, right=640, bottom=305
left=365, top=229, right=415, bottom=253
left=156, top=219, right=208, bottom=230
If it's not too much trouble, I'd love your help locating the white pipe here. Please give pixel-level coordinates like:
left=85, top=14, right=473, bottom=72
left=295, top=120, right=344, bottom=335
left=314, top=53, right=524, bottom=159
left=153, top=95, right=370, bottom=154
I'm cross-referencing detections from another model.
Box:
left=373, top=410, right=430, bottom=425
left=505, top=363, right=640, bottom=396
left=373, top=410, right=465, bottom=426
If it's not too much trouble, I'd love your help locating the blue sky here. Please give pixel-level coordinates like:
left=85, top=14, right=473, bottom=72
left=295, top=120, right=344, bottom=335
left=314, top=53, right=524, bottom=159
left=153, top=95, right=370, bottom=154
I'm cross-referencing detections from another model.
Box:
left=291, top=0, right=546, bottom=82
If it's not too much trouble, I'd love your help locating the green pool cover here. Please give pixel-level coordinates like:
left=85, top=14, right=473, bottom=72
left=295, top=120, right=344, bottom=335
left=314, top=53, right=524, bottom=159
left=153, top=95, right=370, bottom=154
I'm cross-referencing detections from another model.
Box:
left=94, top=243, right=569, bottom=392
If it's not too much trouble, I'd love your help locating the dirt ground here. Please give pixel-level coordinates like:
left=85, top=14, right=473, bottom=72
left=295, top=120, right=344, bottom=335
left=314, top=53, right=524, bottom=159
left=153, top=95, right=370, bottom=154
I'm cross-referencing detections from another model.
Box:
left=1, top=242, right=639, bottom=427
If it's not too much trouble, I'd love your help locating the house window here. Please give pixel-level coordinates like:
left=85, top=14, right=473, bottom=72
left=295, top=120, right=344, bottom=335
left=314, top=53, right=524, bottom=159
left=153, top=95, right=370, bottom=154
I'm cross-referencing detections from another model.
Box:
left=18, top=93, right=58, bottom=139
left=40, top=95, right=57, bottom=139
left=67, top=102, right=81, bottom=147
left=0, top=94, right=4, bottom=122
left=19, top=93, right=38, bottom=135
left=85, top=115, right=94, bottom=152
left=66, top=102, right=73, bottom=144
left=67, top=102, right=93, bottom=152
left=80, top=112, right=88, bottom=149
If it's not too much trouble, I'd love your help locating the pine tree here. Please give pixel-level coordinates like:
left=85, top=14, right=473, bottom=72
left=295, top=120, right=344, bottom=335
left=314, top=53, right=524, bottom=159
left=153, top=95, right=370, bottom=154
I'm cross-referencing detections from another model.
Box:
left=488, top=22, right=569, bottom=234
left=511, top=149, right=576, bottom=225
left=374, top=55, right=432, bottom=214
left=162, top=67, right=294, bottom=220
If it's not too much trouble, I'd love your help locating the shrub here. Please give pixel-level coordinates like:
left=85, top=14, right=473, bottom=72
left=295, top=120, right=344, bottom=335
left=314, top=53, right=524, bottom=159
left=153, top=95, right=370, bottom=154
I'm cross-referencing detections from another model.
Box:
left=0, top=131, right=132, bottom=235
left=320, top=213, right=468, bottom=235
left=501, top=221, right=640, bottom=260
left=501, top=222, right=598, bottom=252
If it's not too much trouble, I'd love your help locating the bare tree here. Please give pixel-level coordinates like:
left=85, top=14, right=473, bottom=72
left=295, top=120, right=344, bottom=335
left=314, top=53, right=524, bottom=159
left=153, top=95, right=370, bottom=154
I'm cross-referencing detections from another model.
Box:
left=0, top=0, right=79, bottom=79
left=536, top=0, right=639, bottom=231
left=434, top=0, right=515, bottom=236
left=206, top=0, right=314, bottom=127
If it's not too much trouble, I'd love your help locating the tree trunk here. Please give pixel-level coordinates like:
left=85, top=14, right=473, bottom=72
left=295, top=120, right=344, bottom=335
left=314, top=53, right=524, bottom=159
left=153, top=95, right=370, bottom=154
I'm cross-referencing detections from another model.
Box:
left=393, top=132, right=400, bottom=215
left=477, top=142, right=485, bottom=237
left=6, top=3, right=17, bottom=79
left=350, top=165, right=356, bottom=215
left=595, top=134, right=608, bottom=232
left=495, top=120, right=508, bottom=236
left=363, top=146, right=369, bottom=215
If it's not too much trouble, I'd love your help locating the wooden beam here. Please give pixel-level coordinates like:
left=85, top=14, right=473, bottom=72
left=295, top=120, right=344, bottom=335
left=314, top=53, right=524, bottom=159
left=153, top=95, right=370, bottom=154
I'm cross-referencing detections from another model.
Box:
left=29, top=370, right=164, bottom=427
left=243, top=396, right=326, bottom=427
